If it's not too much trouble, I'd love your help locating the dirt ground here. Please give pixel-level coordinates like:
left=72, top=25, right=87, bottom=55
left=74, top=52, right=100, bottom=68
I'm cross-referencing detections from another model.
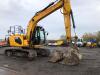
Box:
left=0, top=47, right=100, bottom=75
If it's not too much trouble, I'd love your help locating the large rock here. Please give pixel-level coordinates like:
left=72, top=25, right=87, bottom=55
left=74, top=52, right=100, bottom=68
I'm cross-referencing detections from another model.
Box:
left=49, top=47, right=82, bottom=65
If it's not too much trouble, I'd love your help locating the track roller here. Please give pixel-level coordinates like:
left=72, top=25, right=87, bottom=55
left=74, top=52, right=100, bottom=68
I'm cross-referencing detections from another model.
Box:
left=5, top=50, right=13, bottom=57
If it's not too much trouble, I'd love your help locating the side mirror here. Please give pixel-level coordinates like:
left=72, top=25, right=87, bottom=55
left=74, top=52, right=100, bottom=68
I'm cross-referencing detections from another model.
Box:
left=47, top=32, right=49, bottom=35
left=44, top=31, right=49, bottom=35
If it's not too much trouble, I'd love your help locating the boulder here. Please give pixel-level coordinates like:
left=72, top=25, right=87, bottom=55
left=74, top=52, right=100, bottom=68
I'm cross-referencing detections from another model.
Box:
left=49, top=47, right=82, bottom=65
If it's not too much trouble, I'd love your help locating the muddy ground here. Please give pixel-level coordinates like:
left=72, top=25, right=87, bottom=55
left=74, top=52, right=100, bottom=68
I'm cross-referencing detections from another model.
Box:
left=0, top=47, right=100, bottom=75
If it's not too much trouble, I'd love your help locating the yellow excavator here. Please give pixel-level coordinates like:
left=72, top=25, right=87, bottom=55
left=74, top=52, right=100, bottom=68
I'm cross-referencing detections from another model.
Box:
left=4, top=0, right=79, bottom=61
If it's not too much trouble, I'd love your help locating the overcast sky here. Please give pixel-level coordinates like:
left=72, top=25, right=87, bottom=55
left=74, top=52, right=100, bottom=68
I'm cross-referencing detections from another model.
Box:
left=0, top=0, right=100, bottom=40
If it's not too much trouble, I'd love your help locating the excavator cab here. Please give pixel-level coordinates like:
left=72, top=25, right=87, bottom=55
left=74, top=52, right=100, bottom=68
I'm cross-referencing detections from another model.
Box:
left=31, top=26, right=46, bottom=45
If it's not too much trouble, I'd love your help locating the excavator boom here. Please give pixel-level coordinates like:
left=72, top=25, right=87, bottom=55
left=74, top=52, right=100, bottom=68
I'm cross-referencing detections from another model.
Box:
left=26, top=0, right=72, bottom=45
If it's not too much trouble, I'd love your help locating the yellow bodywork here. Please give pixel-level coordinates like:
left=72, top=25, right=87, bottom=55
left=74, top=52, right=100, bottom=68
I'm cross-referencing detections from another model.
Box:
left=9, top=34, right=28, bottom=47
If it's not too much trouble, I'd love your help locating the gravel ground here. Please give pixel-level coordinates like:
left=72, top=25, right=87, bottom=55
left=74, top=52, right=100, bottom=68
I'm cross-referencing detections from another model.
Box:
left=0, top=47, right=100, bottom=75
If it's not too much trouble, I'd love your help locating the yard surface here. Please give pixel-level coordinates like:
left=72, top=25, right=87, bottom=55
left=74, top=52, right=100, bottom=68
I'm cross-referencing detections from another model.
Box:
left=0, top=47, right=100, bottom=75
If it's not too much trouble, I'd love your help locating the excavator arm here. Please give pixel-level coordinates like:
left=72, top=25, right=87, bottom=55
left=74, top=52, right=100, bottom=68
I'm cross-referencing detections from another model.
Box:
left=26, top=0, right=72, bottom=46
